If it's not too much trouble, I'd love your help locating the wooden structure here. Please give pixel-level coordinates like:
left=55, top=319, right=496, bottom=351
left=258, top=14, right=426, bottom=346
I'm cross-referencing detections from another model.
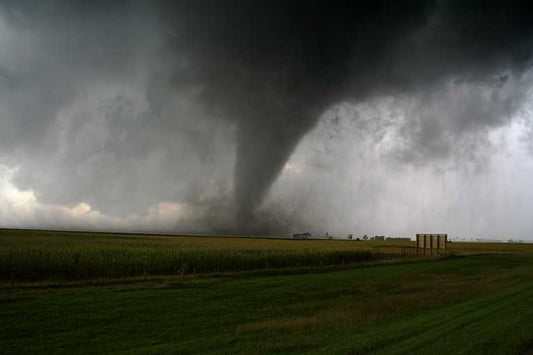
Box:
left=416, top=234, right=447, bottom=255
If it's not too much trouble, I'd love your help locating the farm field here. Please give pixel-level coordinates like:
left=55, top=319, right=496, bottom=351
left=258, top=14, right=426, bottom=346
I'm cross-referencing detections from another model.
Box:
left=2, top=228, right=532, bottom=285
left=0, top=229, right=408, bottom=284
left=1, top=229, right=533, bottom=354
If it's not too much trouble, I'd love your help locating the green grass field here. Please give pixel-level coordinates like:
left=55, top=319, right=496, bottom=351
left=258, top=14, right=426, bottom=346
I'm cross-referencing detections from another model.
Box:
left=1, top=229, right=533, bottom=354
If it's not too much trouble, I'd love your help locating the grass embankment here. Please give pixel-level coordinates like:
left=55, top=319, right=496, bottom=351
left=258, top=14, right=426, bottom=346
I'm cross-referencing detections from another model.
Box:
left=2, top=253, right=533, bottom=354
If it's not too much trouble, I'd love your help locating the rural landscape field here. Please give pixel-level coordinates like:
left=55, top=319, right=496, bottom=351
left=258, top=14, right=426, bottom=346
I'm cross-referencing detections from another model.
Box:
left=2, top=228, right=533, bottom=354
left=3, top=1, right=533, bottom=354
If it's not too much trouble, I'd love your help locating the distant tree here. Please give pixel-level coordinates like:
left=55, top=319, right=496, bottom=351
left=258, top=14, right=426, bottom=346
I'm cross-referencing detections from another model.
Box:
left=347, top=234, right=353, bottom=240
left=363, top=235, right=368, bottom=240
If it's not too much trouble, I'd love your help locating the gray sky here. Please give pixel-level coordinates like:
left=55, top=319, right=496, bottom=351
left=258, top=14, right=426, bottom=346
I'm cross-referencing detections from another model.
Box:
left=0, top=0, right=532, bottom=239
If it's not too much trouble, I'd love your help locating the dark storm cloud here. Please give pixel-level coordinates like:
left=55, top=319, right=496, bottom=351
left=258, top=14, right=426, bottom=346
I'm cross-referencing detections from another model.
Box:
left=0, top=0, right=157, bottom=149
left=0, top=0, right=236, bottom=219
left=158, top=0, right=533, bottom=222
left=0, top=0, right=532, bottom=235
left=158, top=1, right=431, bottom=219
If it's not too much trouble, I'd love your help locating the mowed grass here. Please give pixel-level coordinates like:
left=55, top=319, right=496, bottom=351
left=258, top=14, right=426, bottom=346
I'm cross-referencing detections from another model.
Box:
left=448, top=241, right=533, bottom=254
left=1, top=253, right=533, bottom=354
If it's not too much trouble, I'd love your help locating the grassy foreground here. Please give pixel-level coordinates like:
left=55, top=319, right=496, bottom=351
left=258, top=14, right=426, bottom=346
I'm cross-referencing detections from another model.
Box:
left=2, top=253, right=533, bottom=354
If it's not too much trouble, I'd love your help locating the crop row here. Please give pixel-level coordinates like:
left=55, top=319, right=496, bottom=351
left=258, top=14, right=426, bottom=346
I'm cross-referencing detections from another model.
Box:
left=1, top=248, right=376, bottom=282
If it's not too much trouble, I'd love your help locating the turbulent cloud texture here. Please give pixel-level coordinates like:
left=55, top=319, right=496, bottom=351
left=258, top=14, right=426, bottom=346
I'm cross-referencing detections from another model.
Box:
left=0, top=0, right=532, bottom=238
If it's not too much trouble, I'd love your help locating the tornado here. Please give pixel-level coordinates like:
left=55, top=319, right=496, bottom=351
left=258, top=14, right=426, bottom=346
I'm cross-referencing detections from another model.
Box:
left=162, top=0, right=533, bottom=222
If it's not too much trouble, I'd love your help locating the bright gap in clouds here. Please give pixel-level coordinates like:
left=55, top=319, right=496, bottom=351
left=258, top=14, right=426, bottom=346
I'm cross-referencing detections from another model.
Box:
left=0, top=164, right=197, bottom=233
